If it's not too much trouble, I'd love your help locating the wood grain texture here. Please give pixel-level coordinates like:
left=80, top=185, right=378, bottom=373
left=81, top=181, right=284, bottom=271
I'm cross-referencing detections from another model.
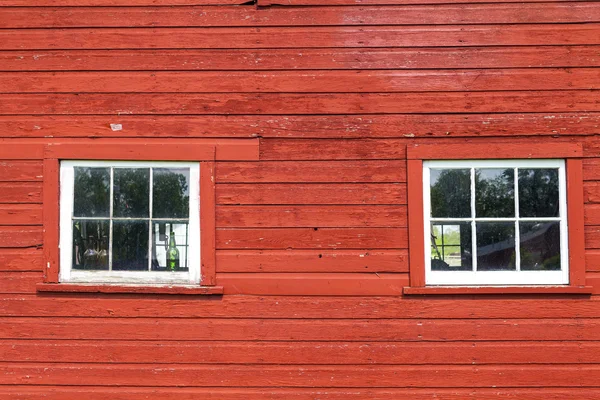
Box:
left=216, top=250, right=408, bottom=273
left=0, top=363, right=599, bottom=387
left=0, top=227, right=42, bottom=248
left=0, top=248, right=42, bottom=272
left=3, top=295, right=600, bottom=318
left=1, top=114, right=598, bottom=139
left=2, top=47, right=600, bottom=71
left=2, top=340, right=599, bottom=364
left=216, top=205, right=407, bottom=228
left=216, top=228, right=407, bottom=249
left=1, top=388, right=600, bottom=400
left=217, top=183, right=406, bottom=205
left=2, top=69, right=599, bottom=93
left=3, top=4, right=600, bottom=28
left=0, top=205, right=42, bottom=226
left=0, top=183, right=42, bottom=204
left=2, top=25, right=599, bottom=50
left=3, top=317, right=600, bottom=341
left=3, top=92, right=599, bottom=115
left=0, top=162, right=42, bottom=182
left=216, top=161, right=406, bottom=183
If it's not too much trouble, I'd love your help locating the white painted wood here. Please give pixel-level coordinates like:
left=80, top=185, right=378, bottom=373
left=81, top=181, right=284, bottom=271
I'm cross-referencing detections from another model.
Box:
left=423, top=159, right=568, bottom=286
left=59, top=161, right=201, bottom=285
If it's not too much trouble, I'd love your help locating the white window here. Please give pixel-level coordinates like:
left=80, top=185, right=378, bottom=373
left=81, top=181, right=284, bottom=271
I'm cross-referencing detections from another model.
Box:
left=423, top=159, right=568, bottom=286
left=59, top=161, right=200, bottom=284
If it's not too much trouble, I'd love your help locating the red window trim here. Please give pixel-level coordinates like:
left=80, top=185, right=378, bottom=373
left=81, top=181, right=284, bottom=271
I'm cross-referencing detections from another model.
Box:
left=34, top=139, right=259, bottom=293
left=405, top=142, right=593, bottom=295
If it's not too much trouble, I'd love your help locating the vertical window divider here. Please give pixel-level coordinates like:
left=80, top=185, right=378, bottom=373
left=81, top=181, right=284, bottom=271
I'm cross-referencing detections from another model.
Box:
left=148, top=168, right=154, bottom=272
left=470, top=167, right=477, bottom=272
left=514, top=167, right=521, bottom=272
left=108, top=167, right=114, bottom=272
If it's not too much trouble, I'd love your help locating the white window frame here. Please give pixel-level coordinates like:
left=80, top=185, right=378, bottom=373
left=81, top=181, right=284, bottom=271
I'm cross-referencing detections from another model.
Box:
left=59, top=160, right=201, bottom=285
left=423, top=159, right=569, bottom=286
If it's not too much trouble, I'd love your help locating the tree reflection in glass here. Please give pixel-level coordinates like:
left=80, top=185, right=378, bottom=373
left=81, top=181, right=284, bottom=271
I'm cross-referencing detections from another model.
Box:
left=153, top=168, right=190, bottom=219
left=475, top=168, right=514, bottom=218
left=520, top=221, right=561, bottom=270
left=73, top=167, right=110, bottom=217
left=519, top=169, right=559, bottom=217
left=113, top=168, right=150, bottom=218
left=476, top=222, right=516, bottom=270
left=430, top=168, right=471, bottom=218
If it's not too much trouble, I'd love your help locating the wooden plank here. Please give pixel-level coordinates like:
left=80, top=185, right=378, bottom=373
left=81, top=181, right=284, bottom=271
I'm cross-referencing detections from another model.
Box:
left=217, top=183, right=406, bottom=205
left=0, top=144, right=43, bottom=160
left=2, top=25, right=599, bottom=50
left=0, top=0, right=249, bottom=4
left=0, top=272, right=39, bottom=293
left=407, top=159, right=425, bottom=287
left=3, top=295, right=600, bottom=318
left=0, top=162, right=42, bottom=182
left=0, top=205, right=42, bottom=226
left=0, top=248, right=42, bottom=272
left=2, top=388, right=600, bottom=400
left=2, top=69, right=599, bottom=93
left=0, top=183, right=41, bottom=204
left=219, top=272, right=407, bottom=295
left=0, top=363, right=599, bottom=387
left=216, top=227, right=407, bottom=249
left=216, top=205, right=407, bottom=228
left=3, top=317, right=600, bottom=341
left=3, top=4, right=600, bottom=28
left=42, top=158, right=58, bottom=283
left=3, top=92, right=599, bottom=115
left=216, top=161, right=406, bottom=183
left=217, top=250, right=408, bottom=273
left=260, top=139, right=406, bottom=160
left=586, top=250, right=600, bottom=272
left=2, top=340, right=600, bottom=364
left=408, top=142, right=582, bottom=159
left=200, top=161, right=216, bottom=286
left=2, top=47, right=600, bottom=71
left=1, top=114, right=598, bottom=139
left=260, top=0, right=592, bottom=4
left=0, top=227, right=42, bottom=248
left=584, top=181, right=600, bottom=203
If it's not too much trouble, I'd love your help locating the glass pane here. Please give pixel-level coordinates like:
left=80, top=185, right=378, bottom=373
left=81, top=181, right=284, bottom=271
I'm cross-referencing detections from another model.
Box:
left=476, top=222, right=516, bottom=271
left=430, top=168, right=471, bottom=218
left=113, top=168, right=150, bottom=218
left=430, top=222, right=472, bottom=271
left=519, top=169, right=560, bottom=217
left=520, top=221, right=561, bottom=270
left=72, top=220, right=109, bottom=270
left=152, top=168, right=190, bottom=219
left=73, top=167, right=110, bottom=217
left=475, top=168, right=514, bottom=218
left=151, top=221, right=189, bottom=272
left=112, top=221, right=149, bottom=271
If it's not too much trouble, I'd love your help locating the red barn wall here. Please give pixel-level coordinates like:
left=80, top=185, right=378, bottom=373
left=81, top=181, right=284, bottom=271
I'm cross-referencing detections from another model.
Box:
left=1, top=0, right=600, bottom=398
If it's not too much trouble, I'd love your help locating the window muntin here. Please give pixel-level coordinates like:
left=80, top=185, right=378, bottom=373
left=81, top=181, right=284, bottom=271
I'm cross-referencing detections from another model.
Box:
left=59, top=161, right=200, bottom=284
left=423, top=159, right=568, bottom=286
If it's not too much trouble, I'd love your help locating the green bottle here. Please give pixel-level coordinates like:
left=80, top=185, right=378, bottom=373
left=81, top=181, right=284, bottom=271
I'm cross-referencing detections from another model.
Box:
left=167, top=229, right=180, bottom=271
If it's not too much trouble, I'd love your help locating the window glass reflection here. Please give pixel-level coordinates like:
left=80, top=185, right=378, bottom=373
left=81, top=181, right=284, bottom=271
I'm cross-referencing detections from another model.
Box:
left=476, top=222, right=516, bottom=271
left=475, top=168, right=514, bottom=218
left=73, top=167, right=110, bottom=217
left=430, top=222, right=472, bottom=271
left=72, top=220, right=109, bottom=270
left=430, top=168, right=471, bottom=218
left=112, top=221, right=149, bottom=271
left=520, top=221, right=561, bottom=270
left=153, top=168, right=190, bottom=219
left=113, top=168, right=150, bottom=218
left=519, top=169, right=559, bottom=217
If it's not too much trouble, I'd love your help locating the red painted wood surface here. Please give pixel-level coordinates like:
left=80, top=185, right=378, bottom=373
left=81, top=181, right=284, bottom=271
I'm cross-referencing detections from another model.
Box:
left=2, top=25, right=599, bottom=50
left=3, top=91, right=600, bottom=115
left=2, top=69, right=599, bottom=93
left=3, top=47, right=600, bottom=71
left=1, top=1, right=600, bottom=397
left=3, top=4, right=600, bottom=28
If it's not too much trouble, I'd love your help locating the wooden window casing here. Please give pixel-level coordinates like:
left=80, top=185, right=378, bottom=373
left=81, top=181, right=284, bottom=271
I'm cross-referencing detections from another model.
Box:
left=35, top=139, right=259, bottom=294
left=404, top=143, right=593, bottom=295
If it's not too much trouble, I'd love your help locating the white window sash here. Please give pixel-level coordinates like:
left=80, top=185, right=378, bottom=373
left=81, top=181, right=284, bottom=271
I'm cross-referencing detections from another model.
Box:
left=423, top=159, right=569, bottom=286
left=59, top=160, right=200, bottom=285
